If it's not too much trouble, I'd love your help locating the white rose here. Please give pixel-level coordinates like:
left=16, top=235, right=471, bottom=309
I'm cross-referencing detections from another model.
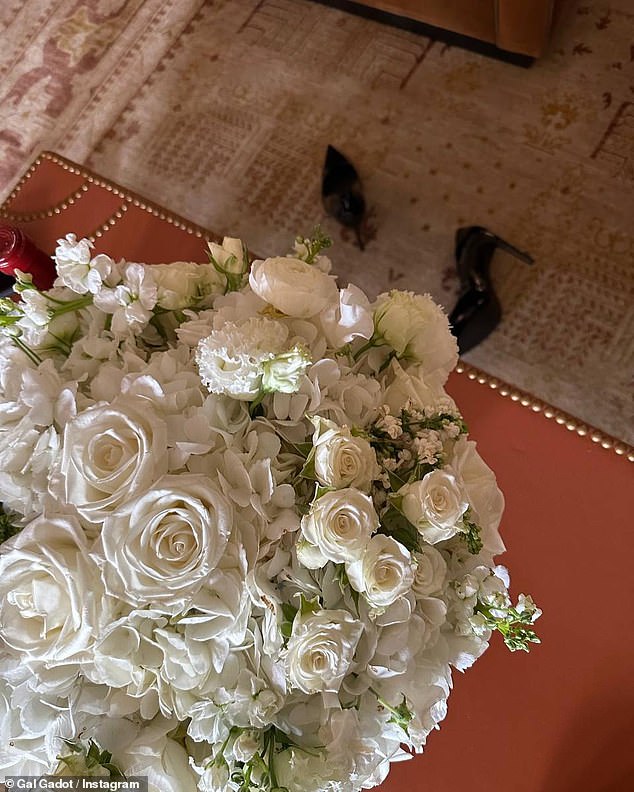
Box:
left=412, top=545, right=447, bottom=597
left=346, top=534, right=415, bottom=608
left=98, top=474, right=232, bottom=614
left=0, top=514, right=114, bottom=673
left=451, top=436, right=505, bottom=555
left=249, top=256, right=338, bottom=318
left=54, top=394, right=168, bottom=525
left=373, top=290, right=458, bottom=386
left=285, top=609, right=363, bottom=694
left=151, top=261, right=223, bottom=310
left=311, top=417, right=379, bottom=492
left=301, top=488, right=379, bottom=565
left=399, top=469, right=468, bottom=544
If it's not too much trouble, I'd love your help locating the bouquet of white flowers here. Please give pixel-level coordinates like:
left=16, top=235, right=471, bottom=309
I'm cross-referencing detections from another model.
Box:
left=0, top=229, right=539, bottom=791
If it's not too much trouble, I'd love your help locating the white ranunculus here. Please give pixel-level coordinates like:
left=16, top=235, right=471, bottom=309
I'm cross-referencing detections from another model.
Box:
left=285, top=609, right=363, bottom=694
left=346, top=534, right=415, bottom=609
left=399, top=469, right=468, bottom=544
left=151, top=261, right=224, bottom=310
left=451, top=436, right=506, bottom=555
left=311, top=417, right=379, bottom=492
left=373, top=290, right=458, bottom=385
left=98, top=474, right=232, bottom=614
left=412, top=545, right=448, bottom=597
left=320, top=284, right=374, bottom=349
left=249, top=256, right=338, bottom=318
left=0, top=514, right=114, bottom=674
left=301, top=488, right=379, bottom=565
left=54, top=394, right=168, bottom=526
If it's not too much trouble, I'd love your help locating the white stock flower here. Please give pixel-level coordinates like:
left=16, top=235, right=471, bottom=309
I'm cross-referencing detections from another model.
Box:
left=93, top=261, right=157, bottom=334
left=285, top=609, right=363, bottom=694
left=346, top=534, right=415, bottom=609
left=53, top=234, right=113, bottom=295
left=0, top=514, right=114, bottom=674
left=249, top=256, right=338, bottom=318
left=54, top=394, right=168, bottom=525
left=99, top=474, right=232, bottom=614
left=311, top=417, right=379, bottom=492
left=301, top=488, right=379, bottom=566
left=373, top=290, right=458, bottom=385
left=399, top=469, right=468, bottom=544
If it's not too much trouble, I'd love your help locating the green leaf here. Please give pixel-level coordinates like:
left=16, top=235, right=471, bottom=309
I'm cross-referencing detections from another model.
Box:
left=459, top=515, right=483, bottom=555
left=0, top=506, right=21, bottom=545
left=379, top=506, right=420, bottom=553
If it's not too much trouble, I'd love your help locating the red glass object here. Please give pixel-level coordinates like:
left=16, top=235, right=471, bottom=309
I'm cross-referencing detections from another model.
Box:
left=0, top=225, right=55, bottom=290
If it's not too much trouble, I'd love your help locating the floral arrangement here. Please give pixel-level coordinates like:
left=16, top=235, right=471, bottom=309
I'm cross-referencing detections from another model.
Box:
left=0, top=230, right=540, bottom=791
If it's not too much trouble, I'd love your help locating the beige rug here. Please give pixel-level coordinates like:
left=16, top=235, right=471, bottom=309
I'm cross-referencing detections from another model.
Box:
left=1, top=0, right=633, bottom=445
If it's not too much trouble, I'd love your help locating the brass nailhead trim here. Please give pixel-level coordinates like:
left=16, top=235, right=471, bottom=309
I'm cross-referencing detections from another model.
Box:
left=455, top=362, right=633, bottom=462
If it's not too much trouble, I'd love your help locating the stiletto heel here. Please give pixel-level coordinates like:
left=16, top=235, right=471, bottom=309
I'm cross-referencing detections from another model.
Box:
left=449, top=226, right=534, bottom=354
left=322, top=145, right=367, bottom=250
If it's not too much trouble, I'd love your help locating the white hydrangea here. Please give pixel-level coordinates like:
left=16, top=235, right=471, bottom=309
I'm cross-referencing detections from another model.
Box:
left=0, top=231, right=535, bottom=792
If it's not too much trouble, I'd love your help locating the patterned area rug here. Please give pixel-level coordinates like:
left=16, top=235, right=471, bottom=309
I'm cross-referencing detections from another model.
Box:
left=1, top=0, right=633, bottom=445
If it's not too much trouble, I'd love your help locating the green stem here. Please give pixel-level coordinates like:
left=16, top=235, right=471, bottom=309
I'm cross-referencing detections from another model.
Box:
left=50, top=295, right=93, bottom=315
left=352, top=335, right=379, bottom=361
left=12, top=337, right=42, bottom=366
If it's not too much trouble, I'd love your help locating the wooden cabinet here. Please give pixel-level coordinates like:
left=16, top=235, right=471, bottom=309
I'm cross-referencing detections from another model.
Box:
left=329, top=0, right=556, bottom=58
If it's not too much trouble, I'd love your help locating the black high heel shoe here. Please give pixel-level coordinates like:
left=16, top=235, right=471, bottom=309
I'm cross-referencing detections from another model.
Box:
left=322, top=145, right=366, bottom=250
left=449, top=226, right=534, bottom=354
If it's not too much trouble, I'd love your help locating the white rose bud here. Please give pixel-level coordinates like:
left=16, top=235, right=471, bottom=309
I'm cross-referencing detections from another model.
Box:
left=346, top=534, right=415, bottom=608
left=301, top=488, right=379, bottom=565
left=285, top=609, right=363, bottom=693
left=249, top=256, right=338, bottom=318
left=208, top=236, right=245, bottom=268
left=399, top=469, right=468, bottom=544
left=312, top=418, right=379, bottom=492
